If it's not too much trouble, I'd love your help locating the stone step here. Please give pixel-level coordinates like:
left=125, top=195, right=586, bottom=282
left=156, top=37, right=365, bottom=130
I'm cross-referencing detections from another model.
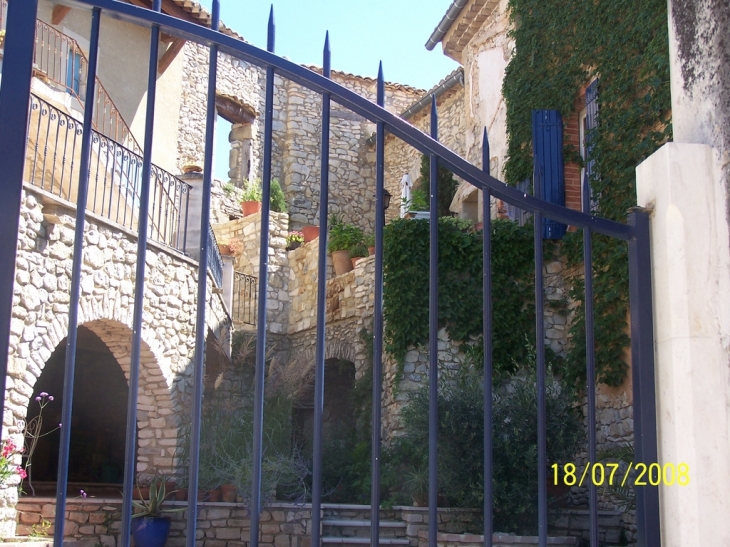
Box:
left=322, top=519, right=407, bottom=539
left=322, top=538, right=409, bottom=546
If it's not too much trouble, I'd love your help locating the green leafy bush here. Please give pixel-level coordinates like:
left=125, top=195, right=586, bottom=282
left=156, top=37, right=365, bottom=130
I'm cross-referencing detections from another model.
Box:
left=393, top=355, right=583, bottom=534
left=416, top=154, right=459, bottom=217
left=270, top=179, right=287, bottom=213
left=383, top=217, right=550, bottom=376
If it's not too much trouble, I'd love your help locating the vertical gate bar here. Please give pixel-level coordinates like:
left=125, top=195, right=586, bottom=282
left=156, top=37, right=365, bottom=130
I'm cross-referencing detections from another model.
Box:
left=53, top=8, right=101, bottom=546
left=428, top=94, right=439, bottom=547
left=186, top=2, right=220, bottom=546
left=0, top=0, right=39, bottom=431
left=251, top=9, right=275, bottom=547
left=370, top=62, right=386, bottom=547
left=582, top=176, right=599, bottom=547
left=120, top=2, right=162, bottom=546
left=627, top=208, right=661, bottom=547
left=311, top=31, right=331, bottom=547
left=533, top=165, right=547, bottom=547
left=481, top=128, right=493, bottom=547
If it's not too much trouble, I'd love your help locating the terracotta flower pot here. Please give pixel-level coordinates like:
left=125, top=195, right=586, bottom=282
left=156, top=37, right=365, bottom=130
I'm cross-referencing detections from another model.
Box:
left=206, top=488, right=221, bottom=502
left=302, top=225, right=319, bottom=242
left=218, top=244, right=232, bottom=255
left=368, top=246, right=375, bottom=256
left=220, top=484, right=237, bottom=503
left=174, top=488, right=188, bottom=501
left=351, top=257, right=360, bottom=269
left=332, top=250, right=353, bottom=276
left=241, top=201, right=262, bottom=216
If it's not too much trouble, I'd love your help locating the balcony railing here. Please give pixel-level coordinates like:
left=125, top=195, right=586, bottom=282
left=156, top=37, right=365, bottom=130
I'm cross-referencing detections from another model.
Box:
left=26, top=93, right=191, bottom=252
left=206, top=225, right=224, bottom=288
left=31, top=18, right=142, bottom=154
left=232, top=271, right=257, bottom=326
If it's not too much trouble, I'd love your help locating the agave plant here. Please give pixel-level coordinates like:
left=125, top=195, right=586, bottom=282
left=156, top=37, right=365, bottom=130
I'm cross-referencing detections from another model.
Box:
left=132, top=475, right=184, bottom=518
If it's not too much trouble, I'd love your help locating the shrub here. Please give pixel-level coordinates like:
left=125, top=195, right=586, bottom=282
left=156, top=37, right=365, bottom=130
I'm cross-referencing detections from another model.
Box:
left=270, top=179, right=287, bottom=213
left=393, top=350, right=583, bottom=535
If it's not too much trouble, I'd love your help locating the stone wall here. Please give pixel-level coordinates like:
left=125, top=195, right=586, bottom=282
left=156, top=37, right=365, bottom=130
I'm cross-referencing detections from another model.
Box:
left=384, top=81, right=467, bottom=223
left=177, top=43, right=265, bottom=178
left=286, top=256, right=376, bottom=381
left=212, top=211, right=289, bottom=334
left=3, top=186, right=231, bottom=536
left=178, top=44, right=423, bottom=235
left=14, top=498, right=313, bottom=547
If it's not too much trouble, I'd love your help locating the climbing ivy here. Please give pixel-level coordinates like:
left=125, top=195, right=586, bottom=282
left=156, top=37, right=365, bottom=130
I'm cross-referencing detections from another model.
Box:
left=383, top=218, right=548, bottom=378
left=502, top=0, right=672, bottom=386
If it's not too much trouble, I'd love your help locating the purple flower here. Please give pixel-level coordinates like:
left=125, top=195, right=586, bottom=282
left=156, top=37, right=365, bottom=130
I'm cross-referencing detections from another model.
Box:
left=58, top=423, right=62, bottom=428
left=80, top=490, right=87, bottom=498
left=39, top=392, right=48, bottom=397
left=47, top=396, right=54, bottom=401
left=34, top=397, right=41, bottom=401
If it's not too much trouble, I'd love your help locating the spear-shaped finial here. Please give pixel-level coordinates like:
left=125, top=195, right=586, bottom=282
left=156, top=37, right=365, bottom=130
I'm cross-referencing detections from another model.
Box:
left=430, top=94, right=438, bottom=140
left=482, top=127, right=490, bottom=174
left=377, top=62, right=384, bottom=107
left=211, top=0, right=220, bottom=31
left=267, top=5, right=275, bottom=53
left=323, top=31, right=331, bottom=78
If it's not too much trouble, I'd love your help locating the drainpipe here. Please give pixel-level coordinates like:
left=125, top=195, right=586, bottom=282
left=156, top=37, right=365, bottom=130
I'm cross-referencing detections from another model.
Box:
left=425, top=0, right=470, bottom=51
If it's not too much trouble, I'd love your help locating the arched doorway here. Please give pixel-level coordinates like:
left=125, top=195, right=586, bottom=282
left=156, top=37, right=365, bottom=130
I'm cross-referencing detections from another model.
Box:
left=291, top=358, right=357, bottom=453
left=25, top=325, right=128, bottom=494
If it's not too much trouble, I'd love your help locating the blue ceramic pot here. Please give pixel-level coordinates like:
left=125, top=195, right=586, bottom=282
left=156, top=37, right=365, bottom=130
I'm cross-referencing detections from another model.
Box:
left=130, top=517, right=171, bottom=547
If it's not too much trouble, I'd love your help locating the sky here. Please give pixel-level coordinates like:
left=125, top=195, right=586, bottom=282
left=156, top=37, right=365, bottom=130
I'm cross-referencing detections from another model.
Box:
left=196, top=0, right=460, bottom=180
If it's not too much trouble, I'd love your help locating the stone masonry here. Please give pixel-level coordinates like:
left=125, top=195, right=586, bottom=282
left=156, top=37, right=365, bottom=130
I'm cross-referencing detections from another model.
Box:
left=3, top=186, right=231, bottom=536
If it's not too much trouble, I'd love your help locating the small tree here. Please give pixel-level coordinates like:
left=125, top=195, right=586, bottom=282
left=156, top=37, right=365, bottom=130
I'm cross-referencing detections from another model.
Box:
left=418, top=154, right=459, bottom=217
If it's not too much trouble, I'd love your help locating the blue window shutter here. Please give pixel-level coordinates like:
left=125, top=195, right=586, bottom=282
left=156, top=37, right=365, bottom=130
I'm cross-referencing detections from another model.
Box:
left=584, top=79, right=599, bottom=210
left=531, top=109, right=566, bottom=240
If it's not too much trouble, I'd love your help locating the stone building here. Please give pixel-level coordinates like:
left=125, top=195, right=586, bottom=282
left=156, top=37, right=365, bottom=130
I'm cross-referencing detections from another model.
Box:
left=2, top=0, right=644, bottom=543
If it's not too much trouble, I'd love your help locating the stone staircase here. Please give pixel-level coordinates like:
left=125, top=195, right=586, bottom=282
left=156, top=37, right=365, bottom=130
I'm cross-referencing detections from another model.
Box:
left=322, top=504, right=410, bottom=547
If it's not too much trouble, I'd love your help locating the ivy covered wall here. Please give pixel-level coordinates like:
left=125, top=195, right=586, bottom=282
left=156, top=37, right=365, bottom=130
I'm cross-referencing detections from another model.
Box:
left=502, top=0, right=672, bottom=386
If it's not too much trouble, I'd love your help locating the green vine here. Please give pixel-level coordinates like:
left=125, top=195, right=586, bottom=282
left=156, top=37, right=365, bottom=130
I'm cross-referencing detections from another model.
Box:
left=502, top=0, right=672, bottom=386
left=383, top=218, right=556, bottom=384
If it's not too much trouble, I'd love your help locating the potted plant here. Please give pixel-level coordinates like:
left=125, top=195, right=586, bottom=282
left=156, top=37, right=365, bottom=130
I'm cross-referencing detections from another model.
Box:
left=350, top=244, right=368, bottom=268
left=302, top=225, right=319, bottom=242
left=403, top=188, right=430, bottom=219
left=364, top=234, right=375, bottom=256
left=131, top=475, right=184, bottom=547
left=240, top=178, right=263, bottom=216
left=217, top=239, right=242, bottom=256
left=286, top=231, right=304, bottom=251
left=328, top=214, right=363, bottom=276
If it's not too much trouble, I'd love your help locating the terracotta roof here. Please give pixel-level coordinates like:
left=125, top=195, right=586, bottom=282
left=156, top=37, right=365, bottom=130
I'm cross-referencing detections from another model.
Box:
left=302, top=65, right=425, bottom=95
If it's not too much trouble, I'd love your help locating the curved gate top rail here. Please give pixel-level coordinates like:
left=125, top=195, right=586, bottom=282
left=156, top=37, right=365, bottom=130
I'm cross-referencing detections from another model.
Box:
left=78, top=0, right=632, bottom=241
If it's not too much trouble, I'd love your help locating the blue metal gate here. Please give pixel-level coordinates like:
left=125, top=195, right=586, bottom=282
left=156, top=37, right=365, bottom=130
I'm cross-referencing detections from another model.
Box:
left=0, top=1, right=661, bottom=547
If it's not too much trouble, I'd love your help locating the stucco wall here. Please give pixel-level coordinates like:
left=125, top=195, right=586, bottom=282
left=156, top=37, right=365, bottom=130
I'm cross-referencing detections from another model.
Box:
left=35, top=1, right=181, bottom=174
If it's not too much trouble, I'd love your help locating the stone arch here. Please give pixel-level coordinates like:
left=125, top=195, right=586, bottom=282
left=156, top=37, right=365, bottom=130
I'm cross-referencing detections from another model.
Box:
left=18, top=317, right=178, bottom=484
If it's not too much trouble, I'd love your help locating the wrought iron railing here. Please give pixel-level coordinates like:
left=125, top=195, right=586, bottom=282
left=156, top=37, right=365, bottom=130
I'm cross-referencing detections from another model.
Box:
left=206, top=225, right=224, bottom=287
left=25, top=93, right=190, bottom=251
left=32, top=18, right=142, bottom=154
left=232, top=271, right=257, bottom=325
